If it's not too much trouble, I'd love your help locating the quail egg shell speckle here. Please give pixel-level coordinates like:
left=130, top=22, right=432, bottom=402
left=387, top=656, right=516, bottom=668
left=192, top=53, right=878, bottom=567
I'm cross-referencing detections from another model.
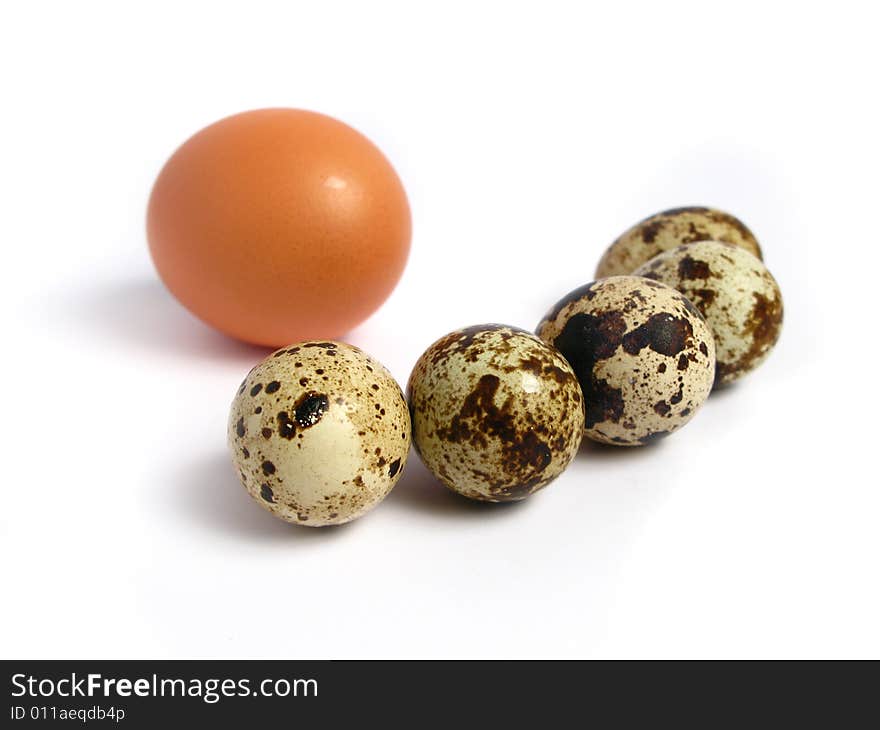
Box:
left=407, top=324, right=585, bottom=503
left=228, top=341, right=410, bottom=526
left=634, top=240, right=783, bottom=385
left=537, top=276, right=715, bottom=446
left=595, top=206, right=763, bottom=278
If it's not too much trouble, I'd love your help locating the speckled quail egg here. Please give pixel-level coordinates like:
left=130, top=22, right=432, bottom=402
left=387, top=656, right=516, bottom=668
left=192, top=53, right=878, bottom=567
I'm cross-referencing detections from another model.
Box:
left=633, top=240, right=783, bottom=386
left=537, top=277, right=715, bottom=446
left=596, top=206, right=763, bottom=278
left=228, top=341, right=410, bottom=526
left=407, top=325, right=584, bottom=502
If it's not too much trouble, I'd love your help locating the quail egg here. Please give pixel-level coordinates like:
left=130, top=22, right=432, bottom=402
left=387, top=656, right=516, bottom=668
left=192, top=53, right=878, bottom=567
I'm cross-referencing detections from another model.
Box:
left=633, top=240, right=783, bottom=385
left=537, top=277, right=715, bottom=446
left=407, top=325, right=584, bottom=502
left=228, top=341, right=410, bottom=526
left=596, top=206, right=763, bottom=278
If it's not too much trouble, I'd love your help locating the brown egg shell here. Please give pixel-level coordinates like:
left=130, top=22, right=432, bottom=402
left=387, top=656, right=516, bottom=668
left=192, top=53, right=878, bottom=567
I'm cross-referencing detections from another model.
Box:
left=228, top=341, right=411, bottom=526
left=595, top=206, right=762, bottom=278
left=537, top=276, right=715, bottom=446
left=407, top=325, right=585, bottom=503
left=633, top=240, right=783, bottom=385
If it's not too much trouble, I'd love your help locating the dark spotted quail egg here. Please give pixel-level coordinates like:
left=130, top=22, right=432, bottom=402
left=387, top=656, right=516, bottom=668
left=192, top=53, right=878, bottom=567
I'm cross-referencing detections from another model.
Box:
left=633, top=240, right=783, bottom=386
left=407, top=325, right=584, bottom=502
left=596, top=206, right=763, bottom=278
left=228, top=341, right=410, bottom=526
left=537, top=277, right=715, bottom=446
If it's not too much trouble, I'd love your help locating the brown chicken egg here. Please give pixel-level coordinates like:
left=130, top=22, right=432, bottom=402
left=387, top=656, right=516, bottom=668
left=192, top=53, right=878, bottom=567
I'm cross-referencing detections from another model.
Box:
left=148, top=108, right=411, bottom=347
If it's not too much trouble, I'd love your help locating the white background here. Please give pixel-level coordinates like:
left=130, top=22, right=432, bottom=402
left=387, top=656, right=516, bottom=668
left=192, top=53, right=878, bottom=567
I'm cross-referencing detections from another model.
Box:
left=2, top=1, right=878, bottom=659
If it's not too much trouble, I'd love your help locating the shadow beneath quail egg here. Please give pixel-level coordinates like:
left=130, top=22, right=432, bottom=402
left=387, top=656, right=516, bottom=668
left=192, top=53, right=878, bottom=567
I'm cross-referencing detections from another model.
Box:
left=65, top=277, right=272, bottom=365
left=708, top=379, right=742, bottom=401
left=383, top=451, right=529, bottom=519
left=168, top=451, right=356, bottom=543
left=576, top=436, right=665, bottom=463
